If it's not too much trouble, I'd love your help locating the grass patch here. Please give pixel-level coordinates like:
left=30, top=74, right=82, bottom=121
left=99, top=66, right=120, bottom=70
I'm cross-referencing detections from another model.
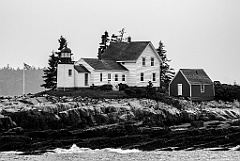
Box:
left=35, top=89, right=128, bottom=99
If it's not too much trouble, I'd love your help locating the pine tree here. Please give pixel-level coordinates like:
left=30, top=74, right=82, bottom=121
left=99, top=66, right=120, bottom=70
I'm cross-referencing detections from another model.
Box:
left=41, top=36, right=67, bottom=89
left=98, top=31, right=109, bottom=60
left=156, top=41, right=175, bottom=89
left=57, top=36, right=67, bottom=56
left=41, top=52, right=58, bottom=89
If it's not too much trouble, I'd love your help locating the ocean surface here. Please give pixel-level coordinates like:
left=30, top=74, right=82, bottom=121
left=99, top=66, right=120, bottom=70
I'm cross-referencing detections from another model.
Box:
left=1, top=144, right=240, bottom=161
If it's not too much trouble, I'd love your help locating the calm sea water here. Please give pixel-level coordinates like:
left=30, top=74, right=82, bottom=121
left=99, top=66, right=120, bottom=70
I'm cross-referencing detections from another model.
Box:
left=1, top=144, right=240, bottom=161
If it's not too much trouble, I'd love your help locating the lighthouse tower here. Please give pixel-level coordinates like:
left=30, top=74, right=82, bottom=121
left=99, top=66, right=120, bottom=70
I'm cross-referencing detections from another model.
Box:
left=57, top=46, right=75, bottom=90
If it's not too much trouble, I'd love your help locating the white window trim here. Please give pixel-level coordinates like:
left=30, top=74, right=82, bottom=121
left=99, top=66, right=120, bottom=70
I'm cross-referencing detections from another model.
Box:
left=108, top=73, right=111, bottom=81
left=100, top=73, right=103, bottom=82
left=68, top=69, right=72, bottom=77
left=152, top=73, right=156, bottom=82
left=142, top=57, right=146, bottom=66
left=115, top=74, right=118, bottom=81
left=200, top=84, right=205, bottom=93
left=122, top=74, right=126, bottom=81
left=151, top=57, right=154, bottom=67
left=140, top=73, right=144, bottom=82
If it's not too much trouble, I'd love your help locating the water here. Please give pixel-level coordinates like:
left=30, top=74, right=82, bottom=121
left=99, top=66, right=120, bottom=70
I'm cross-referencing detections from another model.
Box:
left=1, top=144, right=240, bottom=161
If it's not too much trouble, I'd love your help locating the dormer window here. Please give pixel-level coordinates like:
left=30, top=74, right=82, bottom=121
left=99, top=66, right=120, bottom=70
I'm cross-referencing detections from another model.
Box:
left=142, top=57, right=146, bottom=66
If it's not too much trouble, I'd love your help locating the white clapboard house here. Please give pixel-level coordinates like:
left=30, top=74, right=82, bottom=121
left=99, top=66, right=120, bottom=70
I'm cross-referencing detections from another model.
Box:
left=57, top=41, right=162, bottom=90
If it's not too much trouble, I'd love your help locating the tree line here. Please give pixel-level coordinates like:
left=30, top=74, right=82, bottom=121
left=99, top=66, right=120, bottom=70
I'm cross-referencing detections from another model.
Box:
left=0, top=67, right=45, bottom=96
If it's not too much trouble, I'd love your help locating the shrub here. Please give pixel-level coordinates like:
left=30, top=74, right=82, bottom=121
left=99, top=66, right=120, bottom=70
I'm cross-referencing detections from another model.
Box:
left=215, top=84, right=240, bottom=102
left=124, top=87, right=148, bottom=98
left=118, top=83, right=129, bottom=91
left=100, top=84, right=113, bottom=91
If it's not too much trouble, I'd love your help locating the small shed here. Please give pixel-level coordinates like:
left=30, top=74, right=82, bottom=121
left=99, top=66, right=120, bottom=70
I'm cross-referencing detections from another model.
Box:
left=169, top=69, right=215, bottom=101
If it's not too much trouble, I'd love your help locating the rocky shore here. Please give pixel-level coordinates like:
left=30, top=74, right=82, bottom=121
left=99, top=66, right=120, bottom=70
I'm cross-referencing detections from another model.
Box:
left=0, top=94, right=240, bottom=154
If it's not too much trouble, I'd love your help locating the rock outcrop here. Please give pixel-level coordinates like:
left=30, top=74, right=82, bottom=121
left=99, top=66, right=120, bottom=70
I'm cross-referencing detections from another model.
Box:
left=0, top=94, right=240, bottom=152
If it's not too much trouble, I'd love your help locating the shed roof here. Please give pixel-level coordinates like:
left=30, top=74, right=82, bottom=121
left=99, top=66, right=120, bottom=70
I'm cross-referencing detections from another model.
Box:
left=74, top=65, right=90, bottom=73
left=82, top=58, right=128, bottom=71
left=101, top=41, right=150, bottom=61
left=180, top=69, right=213, bottom=85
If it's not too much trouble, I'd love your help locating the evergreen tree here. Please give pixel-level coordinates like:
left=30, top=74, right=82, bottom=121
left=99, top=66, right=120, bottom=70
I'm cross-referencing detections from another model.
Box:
left=41, top=36, right=67, bottom=89
left=98, top=31, right=109, bottom=60
left=41, top=52, right=58, bottom=89
left=57, top=36, right=67, bottom=56
left=156, top=41, right=175, bottom=89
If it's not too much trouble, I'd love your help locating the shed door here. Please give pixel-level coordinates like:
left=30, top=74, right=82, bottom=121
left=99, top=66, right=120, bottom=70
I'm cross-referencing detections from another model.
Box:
left=178, top=84, right=182, bottom=96
left=85, top=73, right=88, bottom=86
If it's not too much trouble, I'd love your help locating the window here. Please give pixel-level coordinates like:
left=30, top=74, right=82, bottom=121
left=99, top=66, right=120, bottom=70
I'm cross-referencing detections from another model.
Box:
left=140, top=73, right=144, bottom=81
left=142, top=57, right=146, bottom=66
left=68, top=69, right=72, bottom=76
left=100, top=73, right=103, bottom=82
left=200, top=84, right=205, bottom=93
left=115, top=74, right=118, bottom=81
left=122, top=74, right=126, bottom=81
left=151, top=57, right=154, bottom=66
left=108, top=73, right=111, bottom=82
left=62, top=53, right=70, bottom=57
left=152, top=73, right=156, bottom=82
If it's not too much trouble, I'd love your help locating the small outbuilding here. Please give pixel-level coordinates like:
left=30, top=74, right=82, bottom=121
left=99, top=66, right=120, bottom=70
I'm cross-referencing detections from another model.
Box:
left=169, top=69, right=215, bottom=101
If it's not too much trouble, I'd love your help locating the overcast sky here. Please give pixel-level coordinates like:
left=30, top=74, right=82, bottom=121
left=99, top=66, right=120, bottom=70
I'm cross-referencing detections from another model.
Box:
left=1, top=0, right=240, bottom=84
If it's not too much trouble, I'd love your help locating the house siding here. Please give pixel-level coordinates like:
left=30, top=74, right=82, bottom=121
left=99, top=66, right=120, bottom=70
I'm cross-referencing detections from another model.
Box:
left=77, top=59, right=95, bottom=85
left=170, top=71, right=190, bottom=97
left=93, top=71, right=128, bottom=86
left=74, top=72, right=89, bottom=87
left=121, top=62, right=136, bottom=86
left=57, top=64, right=75, bottom=88
left=191, top=84, right=215, bottom=101
left=135, top=45, right=160, bottom=87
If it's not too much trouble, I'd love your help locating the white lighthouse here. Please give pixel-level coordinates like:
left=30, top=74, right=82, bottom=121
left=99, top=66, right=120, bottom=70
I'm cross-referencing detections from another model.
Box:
left=56, top=46, right=75, bottom=90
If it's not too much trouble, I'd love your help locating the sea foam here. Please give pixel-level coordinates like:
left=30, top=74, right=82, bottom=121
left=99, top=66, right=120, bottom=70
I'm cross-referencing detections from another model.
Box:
left=53, top=144, right=141, bottom=154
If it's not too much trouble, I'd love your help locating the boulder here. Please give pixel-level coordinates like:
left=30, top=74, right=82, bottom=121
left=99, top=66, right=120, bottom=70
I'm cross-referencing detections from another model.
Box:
left=94, top=105, right=103, bottom=115
left=6, top=127, right=24, bottom=135
left=107, top=112, right=119, bottom=124
left=59, top=108, right=82, bottom=126
left=79, top=107, right=90, bottom=117
left=191, top=121, right=204, bottom=128
left=161, top=107, right=181, bottom=126
left=94, top=114, right=109, bottom=125
left=7, top=109, right=62, bottom=130
left=180, top=110, right=197, bottom=122
left=119, top=111, right=135, bottom=124
left=0, top=115, right=17, bottom=130
left=229, top=119, right=240, bottom=126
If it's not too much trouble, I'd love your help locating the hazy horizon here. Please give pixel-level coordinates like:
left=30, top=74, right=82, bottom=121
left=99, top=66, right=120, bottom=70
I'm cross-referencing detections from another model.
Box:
left=1, top=0, right=240, bottom=85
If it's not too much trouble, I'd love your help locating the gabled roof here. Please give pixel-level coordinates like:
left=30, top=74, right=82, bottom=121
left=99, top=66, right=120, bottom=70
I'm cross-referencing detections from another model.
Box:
left=74, top=65, right=90, bottom=73
left=101, top=41, right=151, bottom=61
left=180, top=69, right=213, bottom=85
left=82, top=58, right=128, bottom=71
